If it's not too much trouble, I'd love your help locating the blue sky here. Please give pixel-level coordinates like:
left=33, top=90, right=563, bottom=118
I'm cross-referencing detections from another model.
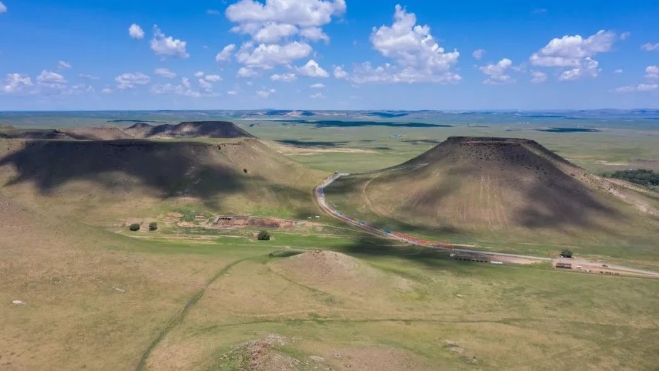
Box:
left=1, top=0, right=658, bottom=110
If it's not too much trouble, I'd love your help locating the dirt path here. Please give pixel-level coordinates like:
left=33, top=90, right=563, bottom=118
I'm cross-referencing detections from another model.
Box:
left=133, top=255, right=262, bottom=371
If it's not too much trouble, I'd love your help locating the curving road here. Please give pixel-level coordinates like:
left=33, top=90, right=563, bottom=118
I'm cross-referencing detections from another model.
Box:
left=315, top=172, right=659, bottom=278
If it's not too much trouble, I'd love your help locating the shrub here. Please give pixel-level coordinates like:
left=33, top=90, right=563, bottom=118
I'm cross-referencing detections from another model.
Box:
left=560, top=250, right=573, bottom=258
left=257, top=230, right=271, bottom=241
left=129, top=223, right=141, bottom=232
left=149, top=222, right=158, bottom=231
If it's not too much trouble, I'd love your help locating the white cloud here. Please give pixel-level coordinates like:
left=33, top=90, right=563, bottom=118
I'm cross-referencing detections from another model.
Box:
left=237, top=67, right=259, bottom=78
left=638, top=83, right=658, bottom=91
left=310, top=92, right=324, bottom=98
left=226, top=0, right=346, bottom=28
left=353, top=5, right=460, bottom=84
left=129, top=24, right=145, bottom=39
left=102, top=88, right=113, bottom=94
left=205, top=75, right=222, bottom=82
left=613, top=69, right=623, bottom=74
left=558, top=57, right=599, bottom=81
left=620, top=32, right=631, bottom=41
left=236, top=41, right=312, bottom=69
left=479, top=58, right=514, bottom=84
left=151, top=26, right=189, bottom=58
left=295, top=59, right=329, bottom=77
left=641, top=43, right=659, bottom=51
left=614, top=83, right=658, bottom=93
left=0, top=2, right=6, bottom=13
left=79, top=74, right=100, bottom=80
left=154, top=68, right=176, bottom=78
left=207, top=9, right=221, bottom=15
left=58, top=61, right=72, bottom=70
left=257, top=88, right=276, bottom=98
left=472, top=49, right=486, bottom=60
left=198, top=79, right=213, bottom=92
left=115, top=72, right=150, bottom=89
left=228, top=90, right=238, bottom=95
left=194, top=71, right=205, bottom=78
left=2, top=74, right=33, bottom=94
left=299, top=27, right=329, bottom=42
left=216, top=44, right=236, bottom=62
left=530, top=30, right=615, bottom=81
left=645, top=65, right=659, bottom=79
left=271, top=73, right=297, bottom=82
left=37, top=70, right=67, bottom=85
left=248, top=22, right=298, bottom=43
left=310, top=83, right=325, bottom=88
left=530, top=71, right=547, bottom=84
left=333, top=66, right=348, bottom=79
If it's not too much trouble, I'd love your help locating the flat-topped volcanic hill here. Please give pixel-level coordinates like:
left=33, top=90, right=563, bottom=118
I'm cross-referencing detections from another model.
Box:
left=0, top=138, right=322, bottom=223
left=325, top=137, right=659, bottom=249
left=124, top=121, right=253, bottom=139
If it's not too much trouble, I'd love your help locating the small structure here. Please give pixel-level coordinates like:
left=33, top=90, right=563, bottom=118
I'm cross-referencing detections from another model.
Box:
left=556, top=262, right=572, bottom=269
left=452, top=253, right=490, bottom=263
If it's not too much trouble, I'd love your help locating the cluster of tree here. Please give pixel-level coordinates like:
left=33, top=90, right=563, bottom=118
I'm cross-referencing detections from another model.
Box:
left=257, top=230, right=271, bottom=241
left=128, top=222, right=158, bottom=232
left=603, top=169, right=659, bottom=191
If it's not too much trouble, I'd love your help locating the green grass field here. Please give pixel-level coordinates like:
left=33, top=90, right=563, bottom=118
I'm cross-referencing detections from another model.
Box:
left=1, top=115, right=659, bottom=370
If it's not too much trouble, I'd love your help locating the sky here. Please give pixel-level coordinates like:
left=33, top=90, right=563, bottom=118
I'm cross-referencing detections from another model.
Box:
left=0, top=0, right=658, bottom=111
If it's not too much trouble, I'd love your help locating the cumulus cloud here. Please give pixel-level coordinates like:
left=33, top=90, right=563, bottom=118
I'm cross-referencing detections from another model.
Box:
left=194, top=71, right=205, bottom=78
left=2, top=74, right=33, bottom=94
left=226, top=0, right=344, bottom=73
left=102, top=88, right=113, bottom=94
left=295, top=59, right=329, bottom=77
left=530, top=71, right=547, bottom=84
left=58, top=61, right=72, bottom=70
left=641, top=43, right=659, bottom=51
left=207, top=9, right=221, bottom=15
left=472, top=49, right=486, bottom=60
left=310, top=92, right=323, bottom=98
left=645, top=65, right=659, bottom=79
left=257, top=88, right=276, bottom=98
left=37, top=70, right=67, bottom=85
left=237, top=67, right=259, bottom=78
left=530, top=30, right=615, bottom=81
left=151, top=26, right=189, bottom=58
left=352, top=5, right=460, bottom=84
left=129, top=24, right=145, bottom=39
left=479, top=58, right=514, bottom=84
left=0, top=2, right=6, bottom=13
left=115, top=72, right=150, bottom=89
left=333, top=66, right=348, bottom=79
left=613, top=69, right=623, bottom=74
left=152, top=77, right=216, bottom=97
left=205, top=75, right=222, bottom=82
left=154, top=68, right=176, bottom=78
left=216, top=44, right=236, bottom=62
left=271, top=73, right=297, bottom=82
left=620, top=32, right=631, bottom=41
left=614, top=83, right=658, bottom=93
left=228, top=90, right=238, bottom=95
left=236, top=41, right=312, bottom=69
left=558, top=57, right=599, bottom=81
left=310, top=83, right=325, bottom=88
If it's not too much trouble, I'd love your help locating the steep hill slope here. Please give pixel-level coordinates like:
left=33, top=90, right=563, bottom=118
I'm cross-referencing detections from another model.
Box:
left=0, top=138, right=323, bottom=224
left=325, top=137, right=659, bottom=253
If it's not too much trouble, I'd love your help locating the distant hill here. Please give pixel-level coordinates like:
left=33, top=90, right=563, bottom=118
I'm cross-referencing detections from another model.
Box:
left=0, top=121, right=253, bottom=141
left=325, top=137, right=659, bottom=252
left=124, top=121, right=253, bottom=139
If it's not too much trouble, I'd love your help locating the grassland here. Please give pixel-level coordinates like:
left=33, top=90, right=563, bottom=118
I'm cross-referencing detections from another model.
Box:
left=1, top=114, right=659, bottom=370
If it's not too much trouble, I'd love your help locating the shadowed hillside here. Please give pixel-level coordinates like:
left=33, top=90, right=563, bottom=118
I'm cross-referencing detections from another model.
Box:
left=0, top=138, right=323, bottom=223
left=325, top=137, right=659, bottom=253
left=124, top=121, right=253, bottom=139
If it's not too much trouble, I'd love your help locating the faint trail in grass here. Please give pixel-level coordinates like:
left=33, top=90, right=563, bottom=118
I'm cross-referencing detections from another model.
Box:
left=133, top=255, right=261, bottom=371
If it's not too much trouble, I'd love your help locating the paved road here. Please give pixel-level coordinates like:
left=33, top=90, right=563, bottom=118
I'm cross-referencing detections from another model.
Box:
left=315, top=172, right=659, bottom=278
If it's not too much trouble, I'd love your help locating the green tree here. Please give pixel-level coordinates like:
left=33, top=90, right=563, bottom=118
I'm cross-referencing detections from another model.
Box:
left=149, top=222, right=158, bottom=231
left=129, top=224, right=141, bottom=232
left=257, top=230, right=271, bottom=241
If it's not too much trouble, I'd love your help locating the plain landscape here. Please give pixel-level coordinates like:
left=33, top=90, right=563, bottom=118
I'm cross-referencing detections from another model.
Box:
left=1, top=110, right=659, bottom=371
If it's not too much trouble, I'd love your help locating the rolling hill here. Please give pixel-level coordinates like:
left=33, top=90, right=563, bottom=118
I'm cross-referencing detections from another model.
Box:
left=123, top=121, right=254, bottom=139
left=325, top=137, right=659, bottom=254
